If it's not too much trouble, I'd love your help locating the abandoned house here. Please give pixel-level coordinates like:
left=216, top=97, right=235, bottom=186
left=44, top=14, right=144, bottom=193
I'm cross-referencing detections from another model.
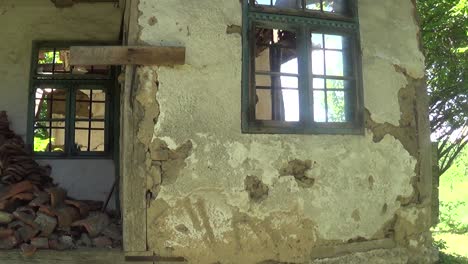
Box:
left=0, top=0, right=437, bottom=263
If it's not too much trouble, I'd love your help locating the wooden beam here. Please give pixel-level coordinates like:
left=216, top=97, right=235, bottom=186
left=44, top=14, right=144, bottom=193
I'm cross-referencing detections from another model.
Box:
left=0, top=250, right=185, bottom=264
left=51, top=0, right=118, bottom=7
left=70, top=46, right=185, bottom=66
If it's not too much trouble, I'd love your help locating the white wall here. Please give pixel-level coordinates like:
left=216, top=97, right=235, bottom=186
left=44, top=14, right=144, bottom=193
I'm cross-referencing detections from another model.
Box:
left=0, top=0, right=121, bottom=207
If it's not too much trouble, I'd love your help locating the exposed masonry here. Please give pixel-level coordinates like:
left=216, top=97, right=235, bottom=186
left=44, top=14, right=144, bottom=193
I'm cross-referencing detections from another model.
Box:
left=365, top=65, right=435, bottom=263
left=122, top=0, right=436, bottom=263
left=129, top=65, right=434, bottom=263
left=279, top=160, right=315, bottom=188
left=244, top=175, right=269, bottom=202
left=131, top=66, right=194, bottom=198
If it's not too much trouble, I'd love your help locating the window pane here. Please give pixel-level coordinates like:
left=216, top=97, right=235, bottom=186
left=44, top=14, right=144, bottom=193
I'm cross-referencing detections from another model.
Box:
left=74, top=126, right=89, bottom=152
left=255, top=27, right=298, bottom=75
left=74, top=89, right=107, bottom=152
left=323, top=0, right=347, bottom=14
left=305, top=0, right=321, bottom=10
left=90, top=130, right=105, bottom=151
left=311, top=33, right=323, bottom=49
left=255, top=0, right=302, bottom=9
left=313, top=78, right=325, bottom=89
left=49, top=90, right=67, bottom=117
left=256, top=74, right=271, bottom=87
left=313, top=91, right=326, bottom=122
left=255, top=0, right=271, bottom=5
left=36, top=49, right=70, bottom=74
left=33, top=87, right=67, bottom=153
left=311, top=50, right=324, bottom=75
left=282, top=90, right=299, bottom=122
left=34, top=125, right=65, bottom=153
left=325, top=35, right=343, bottom=50
left=327, top=91, right=346, bottom=122
left=75, top=89, right=106, bottom=119
left=273, top=0, right=301, bottom=9
left=325, top=50, right=343, bottom=76
left=256, top=89, right=272, bottom=120
left=326, top=79, right=346, bottom=89
left=33, top=128, right=50, bottom=152
left=50, top=127, right=66, bottom=152
left=74, top=122, right=105, bottom=152
left=255, top=77, right=299, bottom=122
left=280, top=76, right=298, bottom=88
left=254, top=26, right=299, bottom=123
left=255, top=47, right=298, bottom=74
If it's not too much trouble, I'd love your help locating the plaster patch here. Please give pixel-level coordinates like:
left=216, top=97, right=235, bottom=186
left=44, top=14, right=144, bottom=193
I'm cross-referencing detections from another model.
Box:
left=135, top=0, right=430, bottom=262
left=362, top=57, right=408, bottom=125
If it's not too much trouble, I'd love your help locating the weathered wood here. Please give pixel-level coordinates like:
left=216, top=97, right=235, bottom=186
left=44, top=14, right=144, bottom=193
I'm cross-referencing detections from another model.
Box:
left=70, top=46, right=185, bottom=66
left=415, top=79, right=434, bottom=216
left=125, top=251, right=187, bottom=263
left=0, top=249, right=127, bottom=264
left=120, top=0, right=147, bottom=253
left=0, top=249, right=185, bottom=264
left=309, top=239, right=396, bottom=259
left=52, top=0, right=118, bottom=8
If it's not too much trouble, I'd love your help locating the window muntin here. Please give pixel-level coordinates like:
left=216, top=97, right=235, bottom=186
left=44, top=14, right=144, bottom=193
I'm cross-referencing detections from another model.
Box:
left=243, top=0, right=363, bottom=134
left=29, top=42, right=115, bottom=157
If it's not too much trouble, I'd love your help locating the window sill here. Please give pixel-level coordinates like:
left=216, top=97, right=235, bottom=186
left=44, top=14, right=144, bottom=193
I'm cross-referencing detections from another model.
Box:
left=32, top=153, right=113, bottom=160
left=242, top=122, right=364, bottom=135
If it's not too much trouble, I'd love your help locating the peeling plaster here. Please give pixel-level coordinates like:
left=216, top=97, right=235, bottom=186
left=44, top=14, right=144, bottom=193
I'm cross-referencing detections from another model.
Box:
left=128, top=0, right=435, bottom=263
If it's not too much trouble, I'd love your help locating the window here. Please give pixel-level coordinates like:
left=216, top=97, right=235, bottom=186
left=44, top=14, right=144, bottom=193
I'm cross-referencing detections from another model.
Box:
left=242, top=0, right=364, bottom=134
left=28, top=42, right=117, bottom=157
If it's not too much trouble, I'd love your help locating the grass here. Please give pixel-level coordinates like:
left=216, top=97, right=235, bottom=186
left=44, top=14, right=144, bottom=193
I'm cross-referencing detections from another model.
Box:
left=434, top=146, right=468, bottom=262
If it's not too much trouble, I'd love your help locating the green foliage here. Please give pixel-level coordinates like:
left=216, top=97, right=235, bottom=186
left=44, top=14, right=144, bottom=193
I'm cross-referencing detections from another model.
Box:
left=443, top=145, right=468, bottom=183
left=417, top=0, right=468, bottom=175
left=33, top=137, right=49, bottom=152
left=438, top=201, right=468, bottom=233
left=38, top=51, right=63, bottom=64
left=434, top=237, right=468, bottom=263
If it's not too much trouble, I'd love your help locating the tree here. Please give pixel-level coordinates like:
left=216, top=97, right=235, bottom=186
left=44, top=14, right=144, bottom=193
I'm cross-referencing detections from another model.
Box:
left=417, top=0, right=468, bottom=175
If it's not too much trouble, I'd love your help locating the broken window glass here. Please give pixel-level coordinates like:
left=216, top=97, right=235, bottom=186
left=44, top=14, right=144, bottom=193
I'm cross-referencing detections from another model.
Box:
left=30, top=42, right=114, bottom=156
left=254, top=26, right=300, bottom=122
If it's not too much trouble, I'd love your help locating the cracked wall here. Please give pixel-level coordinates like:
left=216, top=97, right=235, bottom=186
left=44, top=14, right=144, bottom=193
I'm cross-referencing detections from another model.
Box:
left=128, top=0, right=435, bottom=263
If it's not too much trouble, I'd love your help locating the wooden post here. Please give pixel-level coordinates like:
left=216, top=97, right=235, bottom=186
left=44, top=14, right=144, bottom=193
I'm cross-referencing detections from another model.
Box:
left=120, top=0, right=147, bottom=253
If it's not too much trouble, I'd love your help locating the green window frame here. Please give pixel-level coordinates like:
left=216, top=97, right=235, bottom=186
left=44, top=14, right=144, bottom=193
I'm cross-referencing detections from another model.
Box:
left=27, top=41, right=118, bottom=158
left=242, top=0, right=364, bottom=134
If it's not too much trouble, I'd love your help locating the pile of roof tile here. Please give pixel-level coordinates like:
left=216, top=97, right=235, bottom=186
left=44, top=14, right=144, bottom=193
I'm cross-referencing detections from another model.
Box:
left=0, top=111, right=121, bottom=255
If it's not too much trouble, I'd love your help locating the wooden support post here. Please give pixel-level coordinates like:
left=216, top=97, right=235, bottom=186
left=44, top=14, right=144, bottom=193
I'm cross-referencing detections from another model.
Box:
left=70, top=46, right=186, bottom=66
left=120, top=0, right=148, bottom=253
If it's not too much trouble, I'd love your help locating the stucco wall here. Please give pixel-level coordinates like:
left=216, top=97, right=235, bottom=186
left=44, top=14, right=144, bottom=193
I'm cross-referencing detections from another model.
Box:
left=127, top=0, right=435, bottom=263
left=0, top=0, right=121, bottom=205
